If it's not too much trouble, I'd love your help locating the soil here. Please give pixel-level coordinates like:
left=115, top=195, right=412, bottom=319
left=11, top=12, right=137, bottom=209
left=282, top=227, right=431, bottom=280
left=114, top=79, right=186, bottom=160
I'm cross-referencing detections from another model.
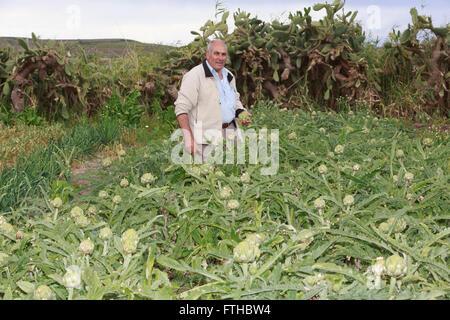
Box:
left=70, top=155, right=104, bottom=196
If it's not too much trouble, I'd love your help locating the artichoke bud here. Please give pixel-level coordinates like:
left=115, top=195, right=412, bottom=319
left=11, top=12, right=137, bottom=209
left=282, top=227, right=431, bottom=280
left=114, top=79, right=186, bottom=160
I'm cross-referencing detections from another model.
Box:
left=314, top=198, right=326, bottom=210
left=220, top=186, right=233, bottom=199
left=100, top=227, right=113, bottom=241
left=102, top=157, right=112, bottom=167
left=33, top=285, right=54, bottom=300
left=396, top=149, right=405, bottom=158
left=372, top=257, right=386, bottom=277
left=334, top=144, right=344, bottom=155
left=385, top=254, right=407, bottom=278
left=244, top=233, right=265, bottom=246
left=239, top=112, right=251, bottom=123
left=121, top=229, right=139, bottom=255
left=87, top=205, right=97, bottom=215
left=62, top=265, right=82, bottom=289
left=51, top=197, right=63, bottom=208
left=343, top=194, right=354, bottom=206
left=423, top=138, right=433, bottom=146
left=98, top=190, right=108, bottom=199
left=113, top=195, right=122, bottom=205
left=141, top=173, right=156, bottom=185
left=75, top=214, right=89, bottom=227
left=15, top=230, right=24, bottom=240
left=240, top=172, right=251, bottom=184
left=404, top=172, right=414, bottom=182
left=0, top=222, right=14, bottom=234
left=78, top=238, right=95, bottom=255
left=379, top=222, right=390, bottom=233
left=120, top=178, right=129, bottom=187
left=227, top=199, right=240, bottom=210
left=318, top=164, right=328, bottom=174
left=288, top=132, right=297, bottom=140
left=387, top=217, right=407, bottom=233
left=233, top=240, right=261, bottom=263
left=70, top=206, right=84, bottom=218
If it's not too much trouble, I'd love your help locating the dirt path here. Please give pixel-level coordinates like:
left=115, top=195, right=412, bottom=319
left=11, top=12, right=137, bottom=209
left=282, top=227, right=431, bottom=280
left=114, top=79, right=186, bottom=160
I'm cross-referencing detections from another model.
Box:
left=70, top=156, right=104, bottom=196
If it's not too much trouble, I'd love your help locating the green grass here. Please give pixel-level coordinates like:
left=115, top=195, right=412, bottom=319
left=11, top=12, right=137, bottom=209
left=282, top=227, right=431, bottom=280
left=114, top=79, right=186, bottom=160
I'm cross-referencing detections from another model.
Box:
left=0, top=104, right=448, bottom=300
left=0, top=116, right=122, bottom=211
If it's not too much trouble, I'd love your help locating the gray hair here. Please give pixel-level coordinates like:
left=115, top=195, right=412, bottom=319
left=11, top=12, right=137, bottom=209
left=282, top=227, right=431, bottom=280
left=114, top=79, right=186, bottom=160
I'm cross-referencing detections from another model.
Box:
left=207, top=39, right=227, bottom=53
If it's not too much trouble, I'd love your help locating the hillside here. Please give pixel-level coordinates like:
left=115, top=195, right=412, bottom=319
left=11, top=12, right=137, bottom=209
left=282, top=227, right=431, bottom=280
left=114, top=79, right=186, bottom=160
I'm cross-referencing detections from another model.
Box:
left=0, top=37, right=174, bottom=56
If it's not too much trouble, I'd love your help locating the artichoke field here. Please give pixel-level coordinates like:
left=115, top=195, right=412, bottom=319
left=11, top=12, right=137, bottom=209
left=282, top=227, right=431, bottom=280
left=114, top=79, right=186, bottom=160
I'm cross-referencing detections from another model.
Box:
left=0, top=104, right=448, bottom=300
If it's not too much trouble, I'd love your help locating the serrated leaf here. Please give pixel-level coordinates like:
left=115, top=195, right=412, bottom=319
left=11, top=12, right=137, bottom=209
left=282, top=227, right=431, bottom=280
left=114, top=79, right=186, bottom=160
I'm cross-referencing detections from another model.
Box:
left=157, top=256, right=223, bottom=281
left=312, top=262, right=365, bottom=283
left=179, top=281, right=227, bottom=300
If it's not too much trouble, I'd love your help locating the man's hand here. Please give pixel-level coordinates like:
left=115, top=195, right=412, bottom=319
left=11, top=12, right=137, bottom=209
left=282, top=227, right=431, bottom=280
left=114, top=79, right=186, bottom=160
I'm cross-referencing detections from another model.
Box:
left=183, top=132, right=198, bottom=154
left=238, top=111, right=252, bottom=126
left=177, top=113, right=198, bottom=154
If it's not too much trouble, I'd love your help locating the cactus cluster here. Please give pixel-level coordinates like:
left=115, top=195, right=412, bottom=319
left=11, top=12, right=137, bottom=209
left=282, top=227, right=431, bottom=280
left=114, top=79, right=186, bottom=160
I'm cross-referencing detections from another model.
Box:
left=160, top=0, right=379, bottom=110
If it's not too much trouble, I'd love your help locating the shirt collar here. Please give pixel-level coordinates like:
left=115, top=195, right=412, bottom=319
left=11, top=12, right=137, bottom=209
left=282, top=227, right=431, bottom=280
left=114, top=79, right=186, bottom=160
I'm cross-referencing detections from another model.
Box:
left=202, top=60, right=234, bottom=83
left=205, top=60, right=227, bottom=79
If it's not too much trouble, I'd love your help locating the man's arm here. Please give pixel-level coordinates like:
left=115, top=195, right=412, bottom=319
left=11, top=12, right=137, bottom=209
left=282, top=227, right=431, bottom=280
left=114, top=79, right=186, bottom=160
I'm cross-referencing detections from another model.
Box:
left=174, top=70, right=200, bottom=154
left=177, top=113, right=196, bottom=154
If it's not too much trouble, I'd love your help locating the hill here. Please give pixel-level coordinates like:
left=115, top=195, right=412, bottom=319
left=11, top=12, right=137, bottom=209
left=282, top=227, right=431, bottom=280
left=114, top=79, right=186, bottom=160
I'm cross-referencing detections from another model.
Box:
left=0, top=37, right=174, bottom=56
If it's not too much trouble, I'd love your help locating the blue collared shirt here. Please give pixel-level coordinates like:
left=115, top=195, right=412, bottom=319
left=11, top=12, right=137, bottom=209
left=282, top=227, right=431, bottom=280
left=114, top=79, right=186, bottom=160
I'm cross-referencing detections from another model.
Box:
left=205, top=60, right=236, bottom=124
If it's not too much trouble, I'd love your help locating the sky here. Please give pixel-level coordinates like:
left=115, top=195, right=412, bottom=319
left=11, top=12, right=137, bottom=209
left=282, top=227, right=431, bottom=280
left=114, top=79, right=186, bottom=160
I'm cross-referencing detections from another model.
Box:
left=0, top=0, right=448, bottom=45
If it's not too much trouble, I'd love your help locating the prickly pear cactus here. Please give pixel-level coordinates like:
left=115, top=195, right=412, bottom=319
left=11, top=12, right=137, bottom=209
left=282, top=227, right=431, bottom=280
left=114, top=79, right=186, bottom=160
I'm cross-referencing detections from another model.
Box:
left=160, top=0, right=380, bottom=110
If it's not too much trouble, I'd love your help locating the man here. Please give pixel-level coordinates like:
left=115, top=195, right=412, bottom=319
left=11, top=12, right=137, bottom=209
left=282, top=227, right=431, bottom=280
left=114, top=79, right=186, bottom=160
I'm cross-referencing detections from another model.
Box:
left=174, top=39, right=252, bottom=163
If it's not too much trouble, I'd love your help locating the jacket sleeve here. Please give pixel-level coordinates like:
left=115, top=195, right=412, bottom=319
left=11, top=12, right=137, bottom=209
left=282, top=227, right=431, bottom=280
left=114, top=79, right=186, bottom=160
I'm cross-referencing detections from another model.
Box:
left=174, top=70, right=199, bottom=117
left=231, top=76, right=245, bottom=115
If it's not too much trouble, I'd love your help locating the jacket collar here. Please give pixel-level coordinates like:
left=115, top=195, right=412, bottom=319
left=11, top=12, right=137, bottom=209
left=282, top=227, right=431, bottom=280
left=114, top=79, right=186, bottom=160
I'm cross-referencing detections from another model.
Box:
left=202, top=60, right=233, bottom=83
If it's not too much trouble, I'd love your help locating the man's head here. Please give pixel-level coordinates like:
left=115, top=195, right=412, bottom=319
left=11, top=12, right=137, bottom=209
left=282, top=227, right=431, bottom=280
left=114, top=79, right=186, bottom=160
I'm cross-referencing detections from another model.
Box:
left=206, top=39, right=227, bottom=72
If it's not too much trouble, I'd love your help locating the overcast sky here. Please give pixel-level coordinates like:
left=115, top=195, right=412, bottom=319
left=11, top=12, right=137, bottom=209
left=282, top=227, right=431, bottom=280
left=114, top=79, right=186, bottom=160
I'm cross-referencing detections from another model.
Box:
left=1, top=0, right=448, bottom=45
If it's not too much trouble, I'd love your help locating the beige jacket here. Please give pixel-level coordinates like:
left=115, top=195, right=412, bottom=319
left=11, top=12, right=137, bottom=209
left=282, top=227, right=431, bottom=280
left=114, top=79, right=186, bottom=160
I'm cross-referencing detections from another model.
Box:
left=174, top=60, right=245, bottom=145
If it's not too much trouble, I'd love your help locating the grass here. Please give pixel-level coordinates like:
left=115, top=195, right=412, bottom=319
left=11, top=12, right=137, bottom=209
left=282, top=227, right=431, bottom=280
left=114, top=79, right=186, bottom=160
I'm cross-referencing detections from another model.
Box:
left=0, top=116, right=122, bottom=211
left=0, top=109, right=176, bottom=212
left=0, top=122, right=65, bottom=169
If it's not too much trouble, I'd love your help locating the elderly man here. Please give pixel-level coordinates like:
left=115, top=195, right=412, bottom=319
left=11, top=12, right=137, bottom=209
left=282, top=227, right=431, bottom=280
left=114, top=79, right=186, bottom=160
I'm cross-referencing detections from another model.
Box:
left=174, top=39, right=252, bottom=163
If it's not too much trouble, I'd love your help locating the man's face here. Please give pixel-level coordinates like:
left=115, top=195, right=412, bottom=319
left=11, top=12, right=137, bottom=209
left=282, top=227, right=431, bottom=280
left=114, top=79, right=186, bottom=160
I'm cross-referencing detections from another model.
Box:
left=206, top=42, right=227, bottom=72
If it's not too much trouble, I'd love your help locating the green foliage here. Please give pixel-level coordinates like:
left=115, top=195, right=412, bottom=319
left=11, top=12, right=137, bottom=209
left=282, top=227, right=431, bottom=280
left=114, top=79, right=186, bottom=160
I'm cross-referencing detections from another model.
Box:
left=102, top=89, right=144, bottom=127
left=15, top=107, right=45, bottom=126
left=160, top=0, right=376, bottom=110
left=378, top=8, right=449, bottom=116
left=0, top=118, right=121, bottom=211
left=0, top=36, right=166, bottom=121
left=0, top=107, right=448, bottom=300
